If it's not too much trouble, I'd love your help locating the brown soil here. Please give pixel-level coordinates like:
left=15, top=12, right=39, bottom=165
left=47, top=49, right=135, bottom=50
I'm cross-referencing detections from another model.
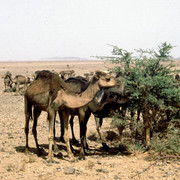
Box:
left=0, top=60, right=179, bottom=180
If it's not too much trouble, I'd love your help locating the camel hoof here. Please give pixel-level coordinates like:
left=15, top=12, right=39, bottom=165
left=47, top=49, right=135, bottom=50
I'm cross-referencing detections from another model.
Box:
left=37, top=148, right=46, bottom=156
left=25, top=148, right=31, bottom=155
left=68, top=155, right=76, bottom=162
left=79, top=154, right=85, bottom=160
left=46, top=157, right=54, bottom=163
left=102, top=143, right=110, bottom=151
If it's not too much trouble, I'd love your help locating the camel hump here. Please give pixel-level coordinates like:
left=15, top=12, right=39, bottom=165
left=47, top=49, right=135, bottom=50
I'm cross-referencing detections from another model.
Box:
left=65, top=76, right=89, bottom=93
left=35, top=70, right=55, bottom=80
left=15, top=75, right=25, bottom=78
left=34, top=70, right=71, bottom=92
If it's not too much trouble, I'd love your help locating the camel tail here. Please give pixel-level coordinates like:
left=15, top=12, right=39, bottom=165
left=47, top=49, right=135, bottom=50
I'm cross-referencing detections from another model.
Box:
left=24, top=94, right=33, bottom=121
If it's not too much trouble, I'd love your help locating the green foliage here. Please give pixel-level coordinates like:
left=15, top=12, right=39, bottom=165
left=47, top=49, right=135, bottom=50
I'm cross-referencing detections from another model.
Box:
left=102, top=42, right=180, bottom=154
left=128, top=141, right=147, bottom=152
left=150, top=126, right=180, bottom=155
left=108, top=42, right=180, bottom=113
left=112, top=115, right=126, bottom=127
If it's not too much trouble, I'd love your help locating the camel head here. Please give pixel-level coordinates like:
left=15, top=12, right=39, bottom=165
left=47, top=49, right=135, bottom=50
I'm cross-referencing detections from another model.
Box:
left=92, top=71, right=118, bottom=88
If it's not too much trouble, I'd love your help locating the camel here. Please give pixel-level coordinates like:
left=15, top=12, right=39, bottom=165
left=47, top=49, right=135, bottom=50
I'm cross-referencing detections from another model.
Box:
left=13, top=75, right=31, bottom=92
left=59, top=75, right=127, bottom=159
left=4, top=72, right=13, bottom=91
left=24, top=70, right=118, bottom=162
left=59, top=70, right=75, bottom=80
left=83, top=72, right=94, bottom=81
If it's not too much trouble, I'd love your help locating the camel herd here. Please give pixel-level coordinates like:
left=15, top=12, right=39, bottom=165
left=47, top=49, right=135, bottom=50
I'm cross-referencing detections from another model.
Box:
left=23, top=70, right=122, bottom=162
left=2, top=69, right=180, bottom=162
left=3, top=71, right=31, bottom=93
left=2, top=69, right=94, bottom=93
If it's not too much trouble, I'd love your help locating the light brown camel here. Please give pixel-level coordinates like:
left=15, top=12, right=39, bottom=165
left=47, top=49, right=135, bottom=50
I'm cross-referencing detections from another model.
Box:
left=13, top=75, right=31, bottom=92
left=59, top=70, right=75, bottom=80
left=59, top=76, right=127, bottom=159
left=24, top=70, right=117, bottom=162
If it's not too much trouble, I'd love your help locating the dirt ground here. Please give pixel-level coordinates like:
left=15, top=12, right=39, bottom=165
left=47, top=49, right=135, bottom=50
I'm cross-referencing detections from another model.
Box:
left=0, top=60, right=179, bottom=180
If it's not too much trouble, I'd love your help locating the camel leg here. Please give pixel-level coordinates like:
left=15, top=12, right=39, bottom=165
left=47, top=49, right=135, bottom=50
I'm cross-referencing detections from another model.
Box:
left=94, top=116, right=109, bottom=150
left=79, top=111, right=91, bottom=160
left=24, top=83, right=27, bottom=92
left=58, top=110, right=65, bottom=142
left=24, top=96, right=31, bottom=154
left=32, top=108, right=41, bottom=156
left=62, top=110, right=75, bottom=161
left=47, top=108, right=56, bottom=162
left=25, top=115, right=30, bottom=154
left=70, top=115, right=79, bottom=143
left=53, top=111, right=59, bottom=153
left=16, top=83, right=20, bottom=92
left=95, top=116, right=103, bottom=141
left=83, top=112, right=91, bottom=150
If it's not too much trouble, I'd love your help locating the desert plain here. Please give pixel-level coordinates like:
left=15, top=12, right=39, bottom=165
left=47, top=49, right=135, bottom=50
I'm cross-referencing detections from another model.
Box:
left=0, top=60, right=179, bottom=180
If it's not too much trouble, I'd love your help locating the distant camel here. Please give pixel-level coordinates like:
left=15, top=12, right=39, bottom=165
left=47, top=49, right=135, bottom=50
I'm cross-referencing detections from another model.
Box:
left=83, top=72, right=94, bottom=81
left=24, top=70, right=117, bottom=162
left=59, top=70, right=75, bottom=80
left=13, top=75, right=30, bottom=92
left=4, top=72, right=13, bottom=91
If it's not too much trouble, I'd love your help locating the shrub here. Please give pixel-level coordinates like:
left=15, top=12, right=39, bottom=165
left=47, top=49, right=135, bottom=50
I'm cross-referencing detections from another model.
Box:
left=102, top=42, right=180, bottom=151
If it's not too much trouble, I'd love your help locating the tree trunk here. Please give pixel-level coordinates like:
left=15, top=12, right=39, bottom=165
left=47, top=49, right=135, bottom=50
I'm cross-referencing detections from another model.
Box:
left=143, top=106, right=151, bottom=148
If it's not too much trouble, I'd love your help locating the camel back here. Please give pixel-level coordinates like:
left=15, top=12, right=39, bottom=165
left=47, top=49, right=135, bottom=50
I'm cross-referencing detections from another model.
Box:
left=65, top=76, right=89, bottom=93
left=35, top=70, right=70, bottom=91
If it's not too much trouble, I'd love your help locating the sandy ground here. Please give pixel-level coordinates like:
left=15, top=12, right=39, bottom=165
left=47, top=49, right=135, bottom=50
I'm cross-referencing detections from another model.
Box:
left=0, top=60, right=179, bottom=180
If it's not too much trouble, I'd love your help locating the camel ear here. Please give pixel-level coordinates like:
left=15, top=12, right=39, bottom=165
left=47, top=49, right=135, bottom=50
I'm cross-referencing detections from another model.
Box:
left=94, top=71, right=106, bottom=79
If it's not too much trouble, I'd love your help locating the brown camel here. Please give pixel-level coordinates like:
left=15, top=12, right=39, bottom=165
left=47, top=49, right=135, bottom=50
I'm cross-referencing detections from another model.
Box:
left=13, top=75, right=31, bottom=92
left=4, top=72, right=13, bottom=91
left=24, top=70, right=117, bottom=162
left=59, top=76, right=127, bottom=159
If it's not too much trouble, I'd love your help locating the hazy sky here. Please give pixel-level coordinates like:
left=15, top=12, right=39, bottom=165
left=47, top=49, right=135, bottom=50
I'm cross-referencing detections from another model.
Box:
left=0, top=0, right=180, bottom=61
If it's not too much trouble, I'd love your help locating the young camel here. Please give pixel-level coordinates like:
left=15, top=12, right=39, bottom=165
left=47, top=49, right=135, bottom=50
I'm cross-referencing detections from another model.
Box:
left=24, top=70, right=117, bottom=162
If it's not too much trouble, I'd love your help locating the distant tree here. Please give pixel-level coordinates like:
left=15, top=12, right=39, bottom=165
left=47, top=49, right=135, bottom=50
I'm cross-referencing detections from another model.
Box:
left=105, top=42, right=180, bottom=148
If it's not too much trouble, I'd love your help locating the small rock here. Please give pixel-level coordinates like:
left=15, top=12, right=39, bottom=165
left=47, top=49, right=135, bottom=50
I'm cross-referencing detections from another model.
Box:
left=159, top=168, right=165, bottom=171
left=88, top=160, right=94, bottom=169
left=102, top=169, right=109, bottom=173
left=99, top=176, right=106, bottom=180
left=96, top=169, right=103, bottom=172
left=97, top=160, right=102, bottom=165
left=114, top=175, right=120, bottom=180
left=96, top=169, right=109, bottom=173
left=166, top=171, right=174, bottom=176
left=56, top=167, right=61, bottom=172
left=0, top=148, right=5, bottom=152
left=64, top=167, right=75, bottom=174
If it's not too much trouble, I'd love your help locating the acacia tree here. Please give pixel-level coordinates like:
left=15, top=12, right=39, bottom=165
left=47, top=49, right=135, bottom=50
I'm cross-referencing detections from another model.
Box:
left=106, top=42, right=180, bottom=148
